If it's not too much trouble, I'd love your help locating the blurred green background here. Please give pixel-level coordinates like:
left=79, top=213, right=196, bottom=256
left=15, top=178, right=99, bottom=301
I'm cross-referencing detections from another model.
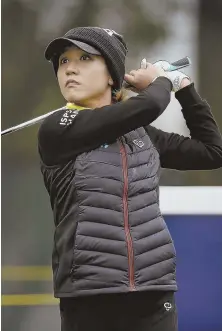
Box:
left=1, top=0, right=222, bottom=330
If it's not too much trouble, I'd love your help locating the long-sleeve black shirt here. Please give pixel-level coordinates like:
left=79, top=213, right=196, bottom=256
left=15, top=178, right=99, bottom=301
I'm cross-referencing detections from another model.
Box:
left=38, top=77, right=222, bottom=170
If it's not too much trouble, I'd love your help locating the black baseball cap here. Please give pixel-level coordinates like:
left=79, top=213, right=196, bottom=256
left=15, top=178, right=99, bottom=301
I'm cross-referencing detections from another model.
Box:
left=45, top=38, right=101, bottom=60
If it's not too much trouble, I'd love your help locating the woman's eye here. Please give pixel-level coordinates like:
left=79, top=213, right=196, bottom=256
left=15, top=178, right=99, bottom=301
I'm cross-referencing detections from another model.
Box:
left=80, top=54, right=91, bottom=61
left=60, top=57, right=68, bottom=65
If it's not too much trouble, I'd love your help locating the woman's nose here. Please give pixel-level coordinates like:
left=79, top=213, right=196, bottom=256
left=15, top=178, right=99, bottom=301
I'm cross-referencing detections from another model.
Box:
left=66, top=61, right=79, bottom=75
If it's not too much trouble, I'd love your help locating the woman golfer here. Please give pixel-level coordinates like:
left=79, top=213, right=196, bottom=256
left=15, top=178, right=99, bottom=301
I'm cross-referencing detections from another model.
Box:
left=38, top=26, right=222, bottom=331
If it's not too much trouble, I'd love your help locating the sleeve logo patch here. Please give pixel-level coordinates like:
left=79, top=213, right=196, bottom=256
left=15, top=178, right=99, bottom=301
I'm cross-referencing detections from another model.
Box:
left=59, top=109, right=78, bottom=126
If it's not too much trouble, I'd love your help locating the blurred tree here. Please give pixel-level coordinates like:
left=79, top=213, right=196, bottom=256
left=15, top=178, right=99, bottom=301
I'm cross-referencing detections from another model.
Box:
left=183, top=0, right=222, bottom=185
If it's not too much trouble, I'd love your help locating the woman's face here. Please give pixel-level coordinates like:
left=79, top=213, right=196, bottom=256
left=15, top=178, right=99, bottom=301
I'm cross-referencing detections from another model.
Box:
left=57, top=46, right=113, bottom=107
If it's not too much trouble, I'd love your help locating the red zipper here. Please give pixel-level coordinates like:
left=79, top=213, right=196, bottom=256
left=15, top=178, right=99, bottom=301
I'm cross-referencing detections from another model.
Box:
left=119, top=138, right=136, bottom=291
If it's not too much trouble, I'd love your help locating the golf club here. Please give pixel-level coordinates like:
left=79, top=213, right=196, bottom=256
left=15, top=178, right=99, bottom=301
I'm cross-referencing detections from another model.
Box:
left=1, top=56, right=191, bottom=136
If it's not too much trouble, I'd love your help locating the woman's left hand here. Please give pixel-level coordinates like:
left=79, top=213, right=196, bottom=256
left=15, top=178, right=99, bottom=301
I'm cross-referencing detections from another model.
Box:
left=166, top=70, right=191, bottom=92
left=180, top=78, right=192, bottom=89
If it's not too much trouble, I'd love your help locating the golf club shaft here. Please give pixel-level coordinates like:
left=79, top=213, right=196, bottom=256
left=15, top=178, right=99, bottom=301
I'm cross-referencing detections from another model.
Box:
left=1, top=107, right=66, bottom=136
left=1, top=56, right=191, bottom=136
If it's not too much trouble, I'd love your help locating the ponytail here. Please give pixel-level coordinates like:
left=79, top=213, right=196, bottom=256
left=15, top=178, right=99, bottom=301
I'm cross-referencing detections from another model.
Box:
left=112, top=88, right=129, bottom=103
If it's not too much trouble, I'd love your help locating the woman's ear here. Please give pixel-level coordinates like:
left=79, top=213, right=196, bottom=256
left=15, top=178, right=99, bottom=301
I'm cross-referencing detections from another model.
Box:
left=108, top=77, right=114, bottom=86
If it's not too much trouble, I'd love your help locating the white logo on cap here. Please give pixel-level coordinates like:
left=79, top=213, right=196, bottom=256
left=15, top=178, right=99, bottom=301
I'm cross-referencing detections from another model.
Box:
left=103, top=28, right=116, bottom=36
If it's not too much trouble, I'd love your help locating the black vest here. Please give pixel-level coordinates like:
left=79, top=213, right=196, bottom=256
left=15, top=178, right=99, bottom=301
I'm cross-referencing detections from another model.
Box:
left=41, top=127, right=177, bottom=298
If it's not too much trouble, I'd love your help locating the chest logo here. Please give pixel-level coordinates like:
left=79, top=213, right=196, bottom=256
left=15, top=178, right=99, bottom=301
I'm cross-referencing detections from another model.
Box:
left=133, top=139, right=144, bottom=148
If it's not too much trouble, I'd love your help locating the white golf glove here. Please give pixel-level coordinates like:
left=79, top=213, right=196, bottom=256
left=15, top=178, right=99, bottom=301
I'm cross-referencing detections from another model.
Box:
left=153, top=60, right=174, bottom=71
left=140, top=58, right=169, bottom=81
left=153, top=60, right=191, bottom=92
left=165, top=70, right=191, bottom=92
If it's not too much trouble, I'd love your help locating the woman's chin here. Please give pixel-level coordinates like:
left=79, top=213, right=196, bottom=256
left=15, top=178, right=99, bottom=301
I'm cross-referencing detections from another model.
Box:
left=67, top=98, right=92, bottom=108
left=66, top=93, right=87, bottom=106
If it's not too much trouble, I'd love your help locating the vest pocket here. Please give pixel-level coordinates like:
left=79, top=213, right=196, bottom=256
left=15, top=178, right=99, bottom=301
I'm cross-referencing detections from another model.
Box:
left=69, top=221, right=79, bottom=281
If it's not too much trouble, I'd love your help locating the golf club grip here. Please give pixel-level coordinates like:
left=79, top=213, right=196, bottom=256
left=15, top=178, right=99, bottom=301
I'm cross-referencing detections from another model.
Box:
left=170, top=56, right=191, bottom=68
left=123, top=56, right=191, bottom=88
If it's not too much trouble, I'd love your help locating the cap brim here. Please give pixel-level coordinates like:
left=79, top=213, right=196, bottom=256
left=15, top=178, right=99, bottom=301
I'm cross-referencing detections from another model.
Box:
left=44, top=38, right=101, bottom=61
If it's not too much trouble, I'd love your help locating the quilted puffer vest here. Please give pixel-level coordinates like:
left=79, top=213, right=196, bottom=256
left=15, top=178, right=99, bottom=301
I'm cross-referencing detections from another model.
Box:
left=41, top=127, right=177, bottom=298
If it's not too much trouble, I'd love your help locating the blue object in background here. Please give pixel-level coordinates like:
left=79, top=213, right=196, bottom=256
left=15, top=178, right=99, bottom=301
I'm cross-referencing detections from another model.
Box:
left=165, top=215, right=222, bottom=331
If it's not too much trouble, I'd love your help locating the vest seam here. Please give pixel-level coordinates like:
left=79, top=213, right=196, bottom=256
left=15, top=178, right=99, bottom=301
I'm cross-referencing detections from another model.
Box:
left=77, top=189, right=123, bottom=199
left=74, top=248, right=126, bottom=257
left=79, top=204, right=122, bottom=213
left=138, top=256, right=175, bottom=272
left=139, top=272, right=175, bottom=285
left=76, top=233, right=125, bottom=242
left=128, top=201, right=157, bottom=213
left=137, top=242, right=174, bottom=258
